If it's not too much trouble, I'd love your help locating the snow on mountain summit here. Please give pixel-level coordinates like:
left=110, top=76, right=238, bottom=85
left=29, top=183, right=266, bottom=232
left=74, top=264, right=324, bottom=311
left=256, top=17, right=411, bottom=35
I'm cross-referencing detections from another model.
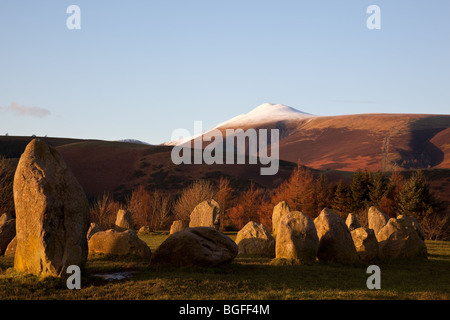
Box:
left=214, top=103, right=315, bottom=128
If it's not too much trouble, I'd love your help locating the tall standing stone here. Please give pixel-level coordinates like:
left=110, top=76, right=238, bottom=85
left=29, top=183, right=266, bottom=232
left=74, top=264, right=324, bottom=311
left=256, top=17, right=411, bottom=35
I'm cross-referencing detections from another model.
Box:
left=314, top=208, right=359, bottom=263
left=275, top=211, right=319, bottom=263
left=13, top=139, right=90, bottom=277
left=272, top=201, right=290, bottom=235
left=368, top=207, right=389, bottom=235
left=115, top=209, right=134, bottom=231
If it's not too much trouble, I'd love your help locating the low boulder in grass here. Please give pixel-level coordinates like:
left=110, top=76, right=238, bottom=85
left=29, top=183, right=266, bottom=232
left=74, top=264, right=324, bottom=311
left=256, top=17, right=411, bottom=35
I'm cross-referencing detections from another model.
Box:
left=88, top=229, right=151, bottom=258
left=151, top=227, right=238, bottom=267
left=4, top=236, right=16, bottom=257
left=235, top=221, right=275, bottom=257
left=314, top=208, right=359, bottom=264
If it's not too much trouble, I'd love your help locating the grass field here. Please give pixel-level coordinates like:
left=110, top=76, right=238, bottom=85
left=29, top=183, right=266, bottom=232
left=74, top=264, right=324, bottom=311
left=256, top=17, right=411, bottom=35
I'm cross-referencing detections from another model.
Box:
left=0, top=234, right=449, bottom=300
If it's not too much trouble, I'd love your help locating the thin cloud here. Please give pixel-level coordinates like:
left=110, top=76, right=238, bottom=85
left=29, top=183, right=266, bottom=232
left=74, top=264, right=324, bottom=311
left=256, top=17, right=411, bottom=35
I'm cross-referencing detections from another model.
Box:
left=0, top=102, right=51, bottom=117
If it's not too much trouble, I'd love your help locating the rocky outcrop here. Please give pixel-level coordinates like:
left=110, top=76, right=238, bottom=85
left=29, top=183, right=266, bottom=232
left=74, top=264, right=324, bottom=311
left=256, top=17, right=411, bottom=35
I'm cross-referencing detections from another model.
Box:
left=150, top=227, right=237, bottom=267
left=189, top=200, right=221, bottom=230
left=235, top=221, right=275, bottom=257
left=314, top=208, right=358, bottom=263
left=13, top=139, right=90, bottom=277
left=275, top=211, right=319, bottom=263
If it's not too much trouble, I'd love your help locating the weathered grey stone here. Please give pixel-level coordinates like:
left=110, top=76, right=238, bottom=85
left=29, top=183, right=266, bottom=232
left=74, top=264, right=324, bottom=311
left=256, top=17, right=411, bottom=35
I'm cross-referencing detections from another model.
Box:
left=88, top=229, right=151, bottom=258
left=170, top=220, right=190, bottom=234
left=314, top=208, right=359, bottom=263
left=272, top=201, right=290, bottom=235
left=236, top=221, right=275, bottom=257
left=13, top=139, right=90, bottom=277
left=189, top=200, right=220, bottom=230
left=275, top=211, right=319, bottom=263
left=151, top=227, right=237, bottom=267
left=351, top=227, right=379, bottom=262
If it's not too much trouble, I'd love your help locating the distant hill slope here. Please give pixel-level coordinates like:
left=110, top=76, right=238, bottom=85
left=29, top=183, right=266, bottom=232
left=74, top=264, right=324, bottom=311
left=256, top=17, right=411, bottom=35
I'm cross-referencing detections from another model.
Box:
left=164, top=103, right=450, bottom=172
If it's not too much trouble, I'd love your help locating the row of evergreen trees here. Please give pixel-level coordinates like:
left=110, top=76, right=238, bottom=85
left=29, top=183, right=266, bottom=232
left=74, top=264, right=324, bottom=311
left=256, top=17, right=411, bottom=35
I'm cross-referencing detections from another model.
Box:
left=331, top=169, right=442, bottom=220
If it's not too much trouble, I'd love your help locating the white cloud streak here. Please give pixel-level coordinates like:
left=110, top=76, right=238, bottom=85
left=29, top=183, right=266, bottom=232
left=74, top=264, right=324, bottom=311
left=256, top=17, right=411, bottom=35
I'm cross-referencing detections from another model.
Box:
left=0, top=102, right=51, bottom=117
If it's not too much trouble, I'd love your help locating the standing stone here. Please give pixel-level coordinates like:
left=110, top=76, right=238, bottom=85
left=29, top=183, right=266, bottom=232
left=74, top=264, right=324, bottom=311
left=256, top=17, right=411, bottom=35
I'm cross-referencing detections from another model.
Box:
left=351, top=227, right=379, bottom=262
left=87, top=222, right=104, bottom=240
left=401, top=215, right=425, bottom=241
left=138, top=226, right=152, bottom=235
left=345, top=213, right=361, bottom=231
left=189, top=200, right=220, bottom=230
left=0, top=212, right=13, bottom=225
left=170, top=220, right=190, bottom=234
left=13, top=139, right=90, bottom=277
left=0, top=219, right=16, bottom=255
left=4, top=236, right=16, bottom=257
left=276, top=211, right=319, bottom=263
left=236, top=221, right=275, bottom=257
left=368, top=207, right=389, bottom=235
left=314, top=208, right=359, bottom=263
left=115, top=209, right=134, bottom=231
left=376, top=215, right=427, bottom=261
left=272, top=201, right=290, bottom=235
left=151, top=227, right=237, bottom=267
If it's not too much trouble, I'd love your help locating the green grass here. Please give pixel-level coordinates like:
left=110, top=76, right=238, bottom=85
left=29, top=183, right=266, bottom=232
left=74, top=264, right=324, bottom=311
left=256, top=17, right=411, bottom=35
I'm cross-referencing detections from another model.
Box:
left=0, top=236, right=449, bottom=300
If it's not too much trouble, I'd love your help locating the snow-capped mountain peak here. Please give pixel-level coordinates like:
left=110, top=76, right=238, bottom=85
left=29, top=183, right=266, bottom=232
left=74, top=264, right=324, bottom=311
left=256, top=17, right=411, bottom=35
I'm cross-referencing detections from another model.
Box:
left=214, top=103, right=315, bottom=128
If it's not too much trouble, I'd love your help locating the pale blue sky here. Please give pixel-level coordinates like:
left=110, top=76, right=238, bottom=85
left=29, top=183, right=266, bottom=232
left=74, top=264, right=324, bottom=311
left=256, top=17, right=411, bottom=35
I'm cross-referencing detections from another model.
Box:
left=0, top=0, right=449, bottom=144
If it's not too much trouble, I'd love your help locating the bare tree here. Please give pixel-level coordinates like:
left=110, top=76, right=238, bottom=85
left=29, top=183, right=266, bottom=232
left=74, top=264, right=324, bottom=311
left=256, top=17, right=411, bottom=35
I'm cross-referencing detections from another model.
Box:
left=173, top=180, right=217, bottom=220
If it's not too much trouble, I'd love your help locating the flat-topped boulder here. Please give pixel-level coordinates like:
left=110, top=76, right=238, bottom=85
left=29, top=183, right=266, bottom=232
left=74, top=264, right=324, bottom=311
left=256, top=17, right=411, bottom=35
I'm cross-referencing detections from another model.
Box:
left=13, top=139, right=90, bottom=277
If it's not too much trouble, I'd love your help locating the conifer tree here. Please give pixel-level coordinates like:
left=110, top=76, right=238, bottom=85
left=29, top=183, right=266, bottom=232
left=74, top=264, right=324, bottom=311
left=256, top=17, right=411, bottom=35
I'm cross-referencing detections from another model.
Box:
left=331, top=179, right=351, bottom=217
left=396, top=170, right=442, bottom=220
